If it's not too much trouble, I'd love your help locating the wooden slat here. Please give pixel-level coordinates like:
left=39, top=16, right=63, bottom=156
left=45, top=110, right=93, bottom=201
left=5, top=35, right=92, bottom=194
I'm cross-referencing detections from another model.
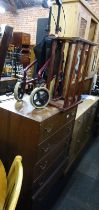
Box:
left=72, top=44, right=87, bottom=103
left=63, top=43, right=80, bottom=108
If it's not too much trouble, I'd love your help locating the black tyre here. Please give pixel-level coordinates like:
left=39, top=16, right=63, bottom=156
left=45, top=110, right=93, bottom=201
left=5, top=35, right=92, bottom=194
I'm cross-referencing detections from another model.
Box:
left=30, top=87, right=50, bottom=108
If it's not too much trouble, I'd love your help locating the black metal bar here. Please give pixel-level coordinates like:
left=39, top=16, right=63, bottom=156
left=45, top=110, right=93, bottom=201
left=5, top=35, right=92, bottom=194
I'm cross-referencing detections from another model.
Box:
left=56, top=5, right=62, bottom=34
left=0, top=26, right=13, bottom=78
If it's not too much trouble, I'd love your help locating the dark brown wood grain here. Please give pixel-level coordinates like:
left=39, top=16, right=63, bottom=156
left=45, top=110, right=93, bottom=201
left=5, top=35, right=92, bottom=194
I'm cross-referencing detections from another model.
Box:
left=0, top=96, right=77, bottom=209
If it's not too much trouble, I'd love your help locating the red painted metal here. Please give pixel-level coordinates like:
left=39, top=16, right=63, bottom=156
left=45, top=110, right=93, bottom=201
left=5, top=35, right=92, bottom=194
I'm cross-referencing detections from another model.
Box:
left=16, top=36, right=97, bottom=110
left=46, top=40, right=57, bottom=90
left=54, top=41, right=65, bottom=97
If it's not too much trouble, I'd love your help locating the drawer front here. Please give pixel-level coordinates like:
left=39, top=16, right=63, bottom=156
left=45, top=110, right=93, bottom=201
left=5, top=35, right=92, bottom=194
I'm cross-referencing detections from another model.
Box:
left=32, top=150, right=68, bottom=197
left=22, top=34, right=30, bottom=45
left=83, top=106, right=96, bottom=132
left=72, top=115, right=84, bottom=139
left=40, top=107, right=77, bottom=141
left=20, top=55, right=30, bottom=65
left=69, top=103, right=98, bottom=161
left=33, top=137, right=70, bottom=180
left=37, top=122, right=74, bottom=161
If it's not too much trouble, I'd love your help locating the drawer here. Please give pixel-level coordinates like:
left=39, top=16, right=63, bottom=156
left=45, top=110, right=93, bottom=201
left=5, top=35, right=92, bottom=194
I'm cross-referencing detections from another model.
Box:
left=22, top=34, right=30, bottom=45
left=37, top=122, right=73, bottom=161
left=83, top=106, right=96, bottom=132
left=40, top=106, right=77, bottom=141
left=33, top=137, right=69, bottom=180
left=72, top=114, right=84, bottom=139
left=32, top=150, right=68, bottom=197
left=20, top=54, right=30, bottom=63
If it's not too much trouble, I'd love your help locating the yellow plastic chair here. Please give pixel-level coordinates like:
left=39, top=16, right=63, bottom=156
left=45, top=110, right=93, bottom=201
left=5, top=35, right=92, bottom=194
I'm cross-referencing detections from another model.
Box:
left=0, top=160, right=7, bottom=210
left=4, top=156, right=23, bottom=210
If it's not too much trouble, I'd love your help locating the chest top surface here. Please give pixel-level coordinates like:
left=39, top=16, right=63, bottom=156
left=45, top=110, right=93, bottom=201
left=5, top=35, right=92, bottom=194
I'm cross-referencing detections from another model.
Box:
left=0, top=95, right=61, bottom=123
left=76, top=96, right=99, bottom=120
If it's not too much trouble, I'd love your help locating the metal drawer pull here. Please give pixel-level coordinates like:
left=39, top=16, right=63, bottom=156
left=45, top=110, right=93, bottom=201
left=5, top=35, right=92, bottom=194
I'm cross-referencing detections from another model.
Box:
left=85, top=127, right=91, bottom=133
left=68, top=127, right=72, bottom=131
left=38, top=181, right=44, bottom=187
left=44, top=127, right=52, bottom=133
left=71, top=112, right=75, bottom=116
left=40, top=161, right=47, bottom=170
left=66, top=114, right=70, bottom=119
left=41, top=144, right=50, bottom=153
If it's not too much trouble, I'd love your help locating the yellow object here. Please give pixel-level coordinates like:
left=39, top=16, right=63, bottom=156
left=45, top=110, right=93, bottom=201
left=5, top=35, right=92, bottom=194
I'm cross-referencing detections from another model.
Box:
left=3, top=66, right=12, bottom=73
left=0, top=160, right=7, bottom=210
left=4, top=156, right=23, bottom=210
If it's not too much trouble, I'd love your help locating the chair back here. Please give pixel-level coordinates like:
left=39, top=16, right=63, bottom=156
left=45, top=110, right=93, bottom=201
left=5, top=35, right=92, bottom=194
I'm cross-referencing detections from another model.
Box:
left=0, top=160, right=7, bottom=210
left=4, top=156, right=23, bottom=210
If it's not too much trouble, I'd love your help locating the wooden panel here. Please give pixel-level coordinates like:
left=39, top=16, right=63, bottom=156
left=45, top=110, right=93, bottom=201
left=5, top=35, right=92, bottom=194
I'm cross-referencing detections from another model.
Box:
left=32, top=150, right=68, bottom=197
left=33, top=137, right=70, bottom=179
left=22, top=33, right=30, bottom=45
left=50, top=3, right=78, bottom=37
left=0, top=96, right=77, bottom=209
left=32, top=154, right=68, bottom=201
left=69, top=100, right=98, bottom=162
left=0, top=107, right=40, bottom=203
left=69, top=114, right=84, bottom=160
left=79, top=17, right=87, bottom=38
left=40, top=107, right=76, bottom=141
left=88, top=18, right=97, bottom=42
left=13, top=32, right=30, bottom=46
left=20, top=54, right=30, bottom=66
left=37, top=123, right=73, bottom=161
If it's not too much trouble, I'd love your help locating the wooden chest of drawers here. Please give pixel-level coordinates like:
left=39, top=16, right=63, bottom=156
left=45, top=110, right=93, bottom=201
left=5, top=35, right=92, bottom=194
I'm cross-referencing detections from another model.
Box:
left=0, top=96, right=77, bottom=209
left=12, top=32, right=30, bottom=46
left=69, top=98, right=99, bottom=163
left=12, top=32, right=30, bottom=67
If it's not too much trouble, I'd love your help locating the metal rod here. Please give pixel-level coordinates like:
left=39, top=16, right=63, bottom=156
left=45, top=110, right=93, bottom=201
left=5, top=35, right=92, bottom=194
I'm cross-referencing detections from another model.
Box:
left=46, top=40, right=57, bottom=90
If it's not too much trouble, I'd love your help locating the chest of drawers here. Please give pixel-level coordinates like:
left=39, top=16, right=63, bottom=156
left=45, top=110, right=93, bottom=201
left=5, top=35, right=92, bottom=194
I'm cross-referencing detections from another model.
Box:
left=12, top=32, right=30, bottom=46
left=0, top=96, right=77, bottom=209
left=69, top=98, right=99, bottom=163
left=12, top=32, right=30, bottom=68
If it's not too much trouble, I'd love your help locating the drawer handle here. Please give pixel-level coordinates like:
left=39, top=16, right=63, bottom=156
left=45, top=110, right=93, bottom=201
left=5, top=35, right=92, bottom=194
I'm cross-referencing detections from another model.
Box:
left=40, top=161, right=47, bottom=171
left=44, top=127, right=52, bottom=133
left=71, top=112, right=75, bottom=116
left=68, top=127, right=72, bottom=131
left=41, top=144, right=50, bottom=153
left=87, top=112, right=91, bottom=115
left=66, top=114, right=70, bottom=119
left=38, top=181, right=44, bottom=187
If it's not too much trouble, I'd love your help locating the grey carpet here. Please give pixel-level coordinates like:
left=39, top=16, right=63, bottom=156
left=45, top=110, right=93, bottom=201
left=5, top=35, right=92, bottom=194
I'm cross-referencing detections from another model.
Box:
left=51, top=136, right=99, bottom=210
